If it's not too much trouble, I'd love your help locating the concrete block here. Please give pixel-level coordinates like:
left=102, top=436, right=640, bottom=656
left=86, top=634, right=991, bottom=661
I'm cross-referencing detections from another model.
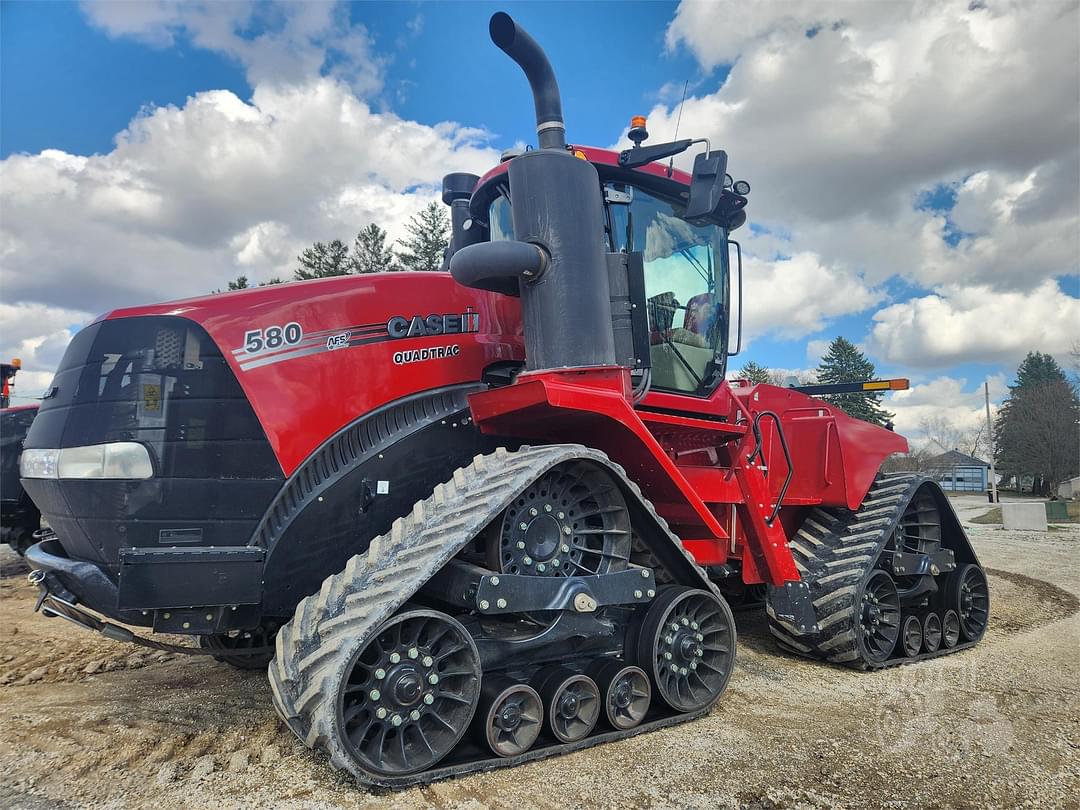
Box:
left=1002, top=502, right=1048, bottom=531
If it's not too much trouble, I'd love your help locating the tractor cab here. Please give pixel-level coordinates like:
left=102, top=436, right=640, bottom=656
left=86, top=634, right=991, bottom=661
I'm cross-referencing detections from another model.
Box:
left=456, top=139, right=748, bottom=399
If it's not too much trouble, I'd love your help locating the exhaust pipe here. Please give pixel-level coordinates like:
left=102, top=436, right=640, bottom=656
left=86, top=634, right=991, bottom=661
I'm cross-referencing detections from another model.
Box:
left=489, top=12, right=565, bottom=150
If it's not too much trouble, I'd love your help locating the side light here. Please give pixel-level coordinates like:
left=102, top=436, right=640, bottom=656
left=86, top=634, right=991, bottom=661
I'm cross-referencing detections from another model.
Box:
left=22, top=443, right=154, bottom=480
left=20, top=449, right=59, bottom=479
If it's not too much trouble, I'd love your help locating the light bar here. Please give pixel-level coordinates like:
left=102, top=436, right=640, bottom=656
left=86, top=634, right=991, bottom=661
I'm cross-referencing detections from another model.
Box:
left=21, top=443, right=154, bottom=480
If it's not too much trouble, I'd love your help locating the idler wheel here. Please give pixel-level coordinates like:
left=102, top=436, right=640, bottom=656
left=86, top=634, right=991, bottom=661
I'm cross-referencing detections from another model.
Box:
left=634, top=587, right=735, bottom=713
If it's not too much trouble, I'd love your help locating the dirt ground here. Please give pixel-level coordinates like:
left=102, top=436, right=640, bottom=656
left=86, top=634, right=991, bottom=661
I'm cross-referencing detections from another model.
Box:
left=1, top=519, right=1078, bottom=809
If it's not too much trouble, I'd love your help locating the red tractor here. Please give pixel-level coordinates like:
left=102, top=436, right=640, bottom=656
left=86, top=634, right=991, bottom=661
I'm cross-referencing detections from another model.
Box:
left=21, top=13, right=987, bottom=787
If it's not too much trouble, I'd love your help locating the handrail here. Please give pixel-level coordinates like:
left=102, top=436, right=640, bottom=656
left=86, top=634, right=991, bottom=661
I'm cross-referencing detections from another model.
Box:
left=745, top=410, right=793, bottom=526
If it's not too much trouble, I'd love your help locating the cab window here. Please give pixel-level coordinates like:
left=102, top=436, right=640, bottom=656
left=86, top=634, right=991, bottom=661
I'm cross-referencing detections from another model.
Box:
left=608, top=187, right=728, bottom=394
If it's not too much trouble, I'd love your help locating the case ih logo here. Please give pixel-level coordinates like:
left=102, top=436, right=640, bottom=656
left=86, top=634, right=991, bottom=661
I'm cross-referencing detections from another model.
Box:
left=386, top=309, right=480, bottom=339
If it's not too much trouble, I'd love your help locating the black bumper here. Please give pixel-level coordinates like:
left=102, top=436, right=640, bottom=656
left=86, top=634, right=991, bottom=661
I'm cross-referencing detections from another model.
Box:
left=26, top=537, right=269, bottom=633
left=25, top=537, right=140, bottom=625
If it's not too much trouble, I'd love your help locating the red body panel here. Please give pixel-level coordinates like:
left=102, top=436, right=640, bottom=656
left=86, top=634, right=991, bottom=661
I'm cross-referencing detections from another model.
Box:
left=470, top=368, right=906, bottom=585
left=94, top=148, right=907, bottom=588
left=104, top=274, right=524, bottom=475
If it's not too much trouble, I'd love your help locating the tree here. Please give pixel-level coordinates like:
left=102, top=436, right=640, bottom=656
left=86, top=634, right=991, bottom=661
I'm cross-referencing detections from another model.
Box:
left=919, top=415, right=985, bottom=459
left=350, top=223, right=397, bottom=274
left=735, top=361, right=772, bottom=384
left=994, top=351, right=1080, bottom=494
left=396, top=202, right=449, bottom=272
left=227, top=275, right=249, bottom=290
left=814, top=337, right=894, bottom=426
left=295, top=239, right=351, bottom=280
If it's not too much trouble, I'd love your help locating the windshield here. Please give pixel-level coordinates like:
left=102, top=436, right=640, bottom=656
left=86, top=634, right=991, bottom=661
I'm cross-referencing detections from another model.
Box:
left=607, top=186, right=729, bottom=394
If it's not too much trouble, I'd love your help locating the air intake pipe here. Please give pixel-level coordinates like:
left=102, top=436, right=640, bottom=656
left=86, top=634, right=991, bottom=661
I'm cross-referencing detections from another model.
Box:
left=488, top=12, right=565, bottom=151
left=450, top=13, right=616, bottom=372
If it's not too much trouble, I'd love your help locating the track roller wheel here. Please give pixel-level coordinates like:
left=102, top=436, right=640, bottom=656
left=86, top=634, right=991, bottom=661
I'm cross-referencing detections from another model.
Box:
left=198, top=621, right=279, bottom=669
left=900, top=615, right=923, bottom=657
left=942, top=609, right=961, bottom=648
left=635, top=587, right=735, bottom=713
left=948, top=564, right=990, bottom=642
left=922, top=612, right=942, bottom=653
left=589, top=661, right=651, bottom=730
left=475, top=678, right=543, bottom=758
left=857, top=570, right=901, bottom=665
left=336, top=610, right=481, bottom=777
left=535, top=668, right=600, bottom=743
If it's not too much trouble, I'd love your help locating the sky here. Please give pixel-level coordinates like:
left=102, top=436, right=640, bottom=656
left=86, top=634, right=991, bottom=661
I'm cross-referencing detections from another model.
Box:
left=1, top=0, right=1078, bottom=448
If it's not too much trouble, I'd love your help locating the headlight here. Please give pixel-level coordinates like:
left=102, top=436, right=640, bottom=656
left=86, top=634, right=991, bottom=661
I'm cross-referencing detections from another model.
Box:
left=21, top=443, right=153, bottom=480
left=20, top=449, right=59, bottom=479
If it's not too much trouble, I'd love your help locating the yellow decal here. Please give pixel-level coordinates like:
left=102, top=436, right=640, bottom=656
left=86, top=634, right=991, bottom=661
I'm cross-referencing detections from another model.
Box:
left=143, top=383, right=161, bottom=413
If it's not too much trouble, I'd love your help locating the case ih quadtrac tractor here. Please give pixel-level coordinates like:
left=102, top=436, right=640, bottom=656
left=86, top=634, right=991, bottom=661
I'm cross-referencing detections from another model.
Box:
left=20, top=14, right=988, bottom=787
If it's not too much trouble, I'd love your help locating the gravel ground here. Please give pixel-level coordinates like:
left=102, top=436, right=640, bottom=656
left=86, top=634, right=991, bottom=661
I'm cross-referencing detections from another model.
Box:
left=0, top=517, right=1077, bottom=809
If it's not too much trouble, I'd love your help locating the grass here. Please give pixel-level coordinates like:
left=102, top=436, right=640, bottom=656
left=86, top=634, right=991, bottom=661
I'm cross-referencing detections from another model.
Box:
left=970, top=501, right=1079, bottom=525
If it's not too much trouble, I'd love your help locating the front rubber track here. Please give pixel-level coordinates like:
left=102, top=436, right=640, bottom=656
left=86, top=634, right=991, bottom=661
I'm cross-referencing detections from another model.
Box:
left=268, top=444, right=726, bottom=788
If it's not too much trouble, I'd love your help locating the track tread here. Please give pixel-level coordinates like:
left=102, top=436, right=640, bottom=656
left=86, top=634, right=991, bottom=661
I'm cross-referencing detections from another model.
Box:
left=269, top=443, right=721, bottom=787
left=766, top=473, right=983, bottom=669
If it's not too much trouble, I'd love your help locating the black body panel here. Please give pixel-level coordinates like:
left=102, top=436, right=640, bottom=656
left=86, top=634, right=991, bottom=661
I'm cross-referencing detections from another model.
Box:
left=258, top=385, right=511, bottom=616
left=1, top=406, right=40, bottom=548
left=22, top=316, right=283, bottom=572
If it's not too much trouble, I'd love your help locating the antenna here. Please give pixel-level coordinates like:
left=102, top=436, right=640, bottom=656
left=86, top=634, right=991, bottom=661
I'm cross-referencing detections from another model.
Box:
left=668, top=79, right=689, bottom=177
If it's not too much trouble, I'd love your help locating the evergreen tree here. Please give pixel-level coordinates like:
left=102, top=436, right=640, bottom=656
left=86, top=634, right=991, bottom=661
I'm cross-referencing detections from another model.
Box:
left=736, top=361, right=772, bottom=384
left=814, top=337, right=894, bottom=426
left=396, top=202, right=450, bottom=272
left=994, top=351, right=1080, bottom=493
left=295, top=240, right=351, bottom=280
left=350, top=223, right=397, bottom=274
left=227, top=275, right=249, bottom=290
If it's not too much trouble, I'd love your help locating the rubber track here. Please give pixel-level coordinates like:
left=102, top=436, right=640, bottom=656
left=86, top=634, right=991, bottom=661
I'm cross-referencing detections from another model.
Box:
left=268, top=444, right=723, bottom=788
left=766, top=473, right=981, bottom=669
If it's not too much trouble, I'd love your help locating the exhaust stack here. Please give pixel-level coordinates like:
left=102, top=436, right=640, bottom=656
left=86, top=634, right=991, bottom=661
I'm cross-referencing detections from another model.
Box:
left=488, top=12, right=565, bottom=150
left=451, top=13, right=615, bottom=372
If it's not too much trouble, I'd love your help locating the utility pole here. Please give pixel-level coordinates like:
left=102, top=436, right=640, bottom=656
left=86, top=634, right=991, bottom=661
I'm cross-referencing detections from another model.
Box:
left=984, top=380, right=998, bottom=503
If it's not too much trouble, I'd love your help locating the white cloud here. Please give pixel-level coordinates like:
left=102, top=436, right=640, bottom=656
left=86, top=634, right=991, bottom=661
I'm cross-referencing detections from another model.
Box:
left=0, top=79, right=500, bottom=315
left=888, top=373, right=1008, bottom=444
left=80, top=1, right=384, bottom=94
left=741, top=251, right=882, bottom=341
left=0, top=303, right=95, bottom=399
left=649, top=0, right=1080, bottom=362
left=868, top=279, right=1080, bottom=368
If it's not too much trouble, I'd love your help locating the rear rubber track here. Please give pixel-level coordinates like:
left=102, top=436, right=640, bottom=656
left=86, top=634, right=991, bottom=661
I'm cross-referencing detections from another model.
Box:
left=767, top=473, right=981, bottom=669
left=268, top=443, right=725, bottom=788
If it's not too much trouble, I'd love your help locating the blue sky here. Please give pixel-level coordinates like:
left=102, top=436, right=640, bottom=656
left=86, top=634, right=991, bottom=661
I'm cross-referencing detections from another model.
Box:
left=3, top=2, right=710, bottom=158
left=1, top=1, right=1077, bottom=444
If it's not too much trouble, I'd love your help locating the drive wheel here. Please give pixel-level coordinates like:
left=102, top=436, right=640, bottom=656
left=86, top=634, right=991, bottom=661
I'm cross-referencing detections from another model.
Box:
left=490, top=461, right=631, bottom=577
left=199, top=622, right=279, bottom=669
left=856, top=570, right=901, bottom=665
left=948, top=564, right=989, bottom=641
left=636, top=587, right=735, bottom=713
left=922, top=612, right=942, bottom=653
left=942, top=609, right=961, bottom=648
left=534, top=669, right=601, bottom=743
left=900, top=615, right=923, bottom=657
left=477, top=679, right=543, bottom=758
left=591, top=661, right=651, bottom=730
left=336, top=610, right=480, bottom=777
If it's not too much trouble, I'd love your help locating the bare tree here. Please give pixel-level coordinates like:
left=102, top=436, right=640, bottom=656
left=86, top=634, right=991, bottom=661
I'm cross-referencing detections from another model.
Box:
left=918, top=415, right=986, bottom=459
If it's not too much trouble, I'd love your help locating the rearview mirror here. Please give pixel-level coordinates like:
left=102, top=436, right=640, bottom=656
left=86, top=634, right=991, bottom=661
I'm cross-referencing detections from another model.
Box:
left=684, top=150, right=728, bottom=221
